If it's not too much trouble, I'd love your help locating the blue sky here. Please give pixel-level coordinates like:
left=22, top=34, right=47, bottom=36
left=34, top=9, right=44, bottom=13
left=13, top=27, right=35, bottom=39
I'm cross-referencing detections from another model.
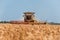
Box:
left=0, top=0, right=60, bottom=23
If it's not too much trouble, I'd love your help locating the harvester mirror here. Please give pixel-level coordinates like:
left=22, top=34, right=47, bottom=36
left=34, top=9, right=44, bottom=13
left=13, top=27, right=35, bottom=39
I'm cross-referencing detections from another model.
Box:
left=24, top=12, right=35, bottom=22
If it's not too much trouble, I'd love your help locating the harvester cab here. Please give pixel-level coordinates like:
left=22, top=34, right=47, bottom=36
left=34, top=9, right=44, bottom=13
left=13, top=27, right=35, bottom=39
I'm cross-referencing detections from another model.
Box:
left=23, top=12, right=35, bottom=22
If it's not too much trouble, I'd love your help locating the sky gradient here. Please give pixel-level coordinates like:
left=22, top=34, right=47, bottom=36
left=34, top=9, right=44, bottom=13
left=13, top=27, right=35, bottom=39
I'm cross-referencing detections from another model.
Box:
left=0, top=0, right=60, bottom=23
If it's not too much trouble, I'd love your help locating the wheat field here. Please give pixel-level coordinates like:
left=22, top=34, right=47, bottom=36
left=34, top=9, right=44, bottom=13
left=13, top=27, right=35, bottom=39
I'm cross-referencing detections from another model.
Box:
left=0, top=23, right=60, bottom=40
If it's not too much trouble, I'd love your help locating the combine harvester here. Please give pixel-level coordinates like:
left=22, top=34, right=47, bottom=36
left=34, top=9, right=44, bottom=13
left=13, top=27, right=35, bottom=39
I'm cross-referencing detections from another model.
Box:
left=10, top=12, right=47, bottom=24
